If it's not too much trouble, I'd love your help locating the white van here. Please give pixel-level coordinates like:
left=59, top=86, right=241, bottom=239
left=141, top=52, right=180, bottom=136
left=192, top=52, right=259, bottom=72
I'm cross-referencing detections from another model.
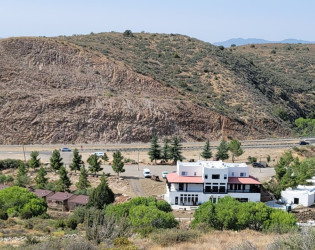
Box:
left=143, top=168, right=151, bottom=178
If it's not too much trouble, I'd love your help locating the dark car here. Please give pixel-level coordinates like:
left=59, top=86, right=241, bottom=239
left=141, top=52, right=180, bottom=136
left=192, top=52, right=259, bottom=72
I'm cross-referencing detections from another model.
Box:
left=252, top=162, right=262, bottom=167
left=60, top=147, right=72, bottom=152
left=299, top=141, right=310, bottom=145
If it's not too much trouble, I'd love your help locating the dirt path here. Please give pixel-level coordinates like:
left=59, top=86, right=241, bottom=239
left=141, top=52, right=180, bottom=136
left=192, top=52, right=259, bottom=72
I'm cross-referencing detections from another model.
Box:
left=127, top=177, right=147, bottom=197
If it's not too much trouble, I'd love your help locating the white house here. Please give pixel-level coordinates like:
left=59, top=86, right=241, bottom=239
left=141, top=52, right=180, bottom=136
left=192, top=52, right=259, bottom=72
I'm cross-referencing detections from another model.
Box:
left=281, top=181, right=315, bottom=207
left=164, top=160, right=261, bottom=207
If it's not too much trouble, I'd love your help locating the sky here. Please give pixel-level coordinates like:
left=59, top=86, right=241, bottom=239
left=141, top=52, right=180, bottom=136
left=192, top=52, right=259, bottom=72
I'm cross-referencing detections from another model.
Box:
left=0, top=0, right=315, bottom=43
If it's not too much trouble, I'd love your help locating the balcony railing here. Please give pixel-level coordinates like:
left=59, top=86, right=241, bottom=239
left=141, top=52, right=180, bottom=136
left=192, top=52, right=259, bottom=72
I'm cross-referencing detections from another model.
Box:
left=228, top=189, right=260, bottom=193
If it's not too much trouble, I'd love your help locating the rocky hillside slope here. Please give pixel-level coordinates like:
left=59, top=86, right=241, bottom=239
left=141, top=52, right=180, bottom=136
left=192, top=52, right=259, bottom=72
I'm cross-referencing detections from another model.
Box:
left=0, top=37, right=290, bottom=144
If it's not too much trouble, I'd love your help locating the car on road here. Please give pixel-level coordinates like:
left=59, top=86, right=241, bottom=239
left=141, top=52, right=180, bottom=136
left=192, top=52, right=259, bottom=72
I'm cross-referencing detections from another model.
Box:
left=90, top=152, right=105, bottom=157
left=60, top=147, right=71, bottom=152
left=162, top=171, right=168, bottom=179
left=299, top=141, right=310, bottom=145
left=143, top=168, right=151, bottom=178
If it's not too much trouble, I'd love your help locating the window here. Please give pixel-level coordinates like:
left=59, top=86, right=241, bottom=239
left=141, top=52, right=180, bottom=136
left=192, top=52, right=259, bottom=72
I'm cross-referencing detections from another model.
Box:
left=212, top=186, right=218, bottom=192
left=240, top=172, right=246, bottom=177
left=212, top=174, right=220, bottom=179
left=175, top=197, right=178, bottom=205
left=232, top=172, right=235, bottom=177
left=205, top=174, right=208, bottom=179
left=181, top=171, right=188, bottom=176
left=179, top=183, right=184, bottom=191
left=224, top=174, right=227, bottom=179
left=194, top=172, right=197, bottom=176
left=205, top=186, right=211, bottom=192
left=219, top=186, right=226, bottom=193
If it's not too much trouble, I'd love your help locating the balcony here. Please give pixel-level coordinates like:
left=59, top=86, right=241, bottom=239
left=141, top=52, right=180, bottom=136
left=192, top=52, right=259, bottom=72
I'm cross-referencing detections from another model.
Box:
left=228, top=188, right=260, bottom=193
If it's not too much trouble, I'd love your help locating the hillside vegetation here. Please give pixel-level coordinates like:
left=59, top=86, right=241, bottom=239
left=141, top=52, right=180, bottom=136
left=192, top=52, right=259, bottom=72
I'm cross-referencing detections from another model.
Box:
left=0, top=32, right=314, bottom=144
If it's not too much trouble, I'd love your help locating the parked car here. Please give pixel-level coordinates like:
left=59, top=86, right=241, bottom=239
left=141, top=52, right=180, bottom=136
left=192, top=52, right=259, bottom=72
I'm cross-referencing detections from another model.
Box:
left=90, top=152, right=105, bottom=157
left=252, top=162, right=262, bottom=168
left=143, top=168, right=151, bottom=178
left=162, top=171, right=168, bottom=179
left=60, top=147, right=71, bottom=152
left=299, top=141, right=310, bottom=145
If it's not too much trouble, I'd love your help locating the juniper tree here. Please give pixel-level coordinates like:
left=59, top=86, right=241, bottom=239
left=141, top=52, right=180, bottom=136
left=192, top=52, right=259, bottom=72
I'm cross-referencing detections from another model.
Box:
left=112, top=151, right=125, bottom=178
left=101, top=153, right=109, bottom=163
left=14, top=162, right=30, bottom=187
left=56, top=166, right=71, bottom=192
left=87, top=174, right=115, bottom=209
left=215, top=139, right=229, bottom=161
left=201, top=139, right=212, bottom=160
left=35, top=166, right=48, bottom=189
left=148, top=135, right=161, bottom=164
left=70, top=148, right=83, bottom=173
left=228, top=139, right=244, bottom=163
left=170, top=136, right=184, bottom=164
left=50, top=150, right=63, bottom=172
left=87, top=154, right=103, bottom=176
left=28, top=151, right=41, bottom=170
left=161, top=139, right=171, bottom=163
left=76, top=166, right=90, bottom=190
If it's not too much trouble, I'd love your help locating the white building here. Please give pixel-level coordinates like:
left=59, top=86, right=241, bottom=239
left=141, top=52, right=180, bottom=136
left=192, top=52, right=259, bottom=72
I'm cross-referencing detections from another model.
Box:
left=164, top=160, right=261, bottom=207
left=281, top=179, right=315, bottom=207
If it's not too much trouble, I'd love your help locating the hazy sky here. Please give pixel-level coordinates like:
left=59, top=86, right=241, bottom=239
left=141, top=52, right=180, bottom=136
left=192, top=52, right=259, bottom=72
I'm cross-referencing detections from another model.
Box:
left=1, top=0, right=314, bottom=43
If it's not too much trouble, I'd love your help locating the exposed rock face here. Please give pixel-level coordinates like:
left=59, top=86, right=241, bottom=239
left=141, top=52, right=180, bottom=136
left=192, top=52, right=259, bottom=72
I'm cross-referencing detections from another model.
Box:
left=0, top=38, right=288, bottom=144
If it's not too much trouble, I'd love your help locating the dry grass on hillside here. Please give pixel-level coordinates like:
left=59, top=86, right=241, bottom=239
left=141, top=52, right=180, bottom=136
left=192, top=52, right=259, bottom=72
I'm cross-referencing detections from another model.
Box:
left=136, top=229, right=279, bottom=250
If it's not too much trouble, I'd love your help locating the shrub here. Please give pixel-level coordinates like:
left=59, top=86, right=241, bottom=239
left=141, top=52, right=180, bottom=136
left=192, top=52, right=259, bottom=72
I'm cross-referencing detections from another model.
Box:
left=24, top=219, right=34, bottom=229
left=0, top=159, right=23, bottom=170
left=156, top=200, right=172, bottom=213
left=151, top=229, right=200, bottom=246
left=0, top=209, right=8, bottom=220
left=192, top=196, right=297, bottom=232
left=247, top=156, right=257, bottom=163
left=66, top=217, right=78, bottom=230
left=55, top=219, right=66, bottom=229
left=113, top=237, right=134, bottom=247
left=0, top=186, right=47, bottom=218
left=25, top=235, right=40, bottom=245
left=70, top=206, right=87, bottom=224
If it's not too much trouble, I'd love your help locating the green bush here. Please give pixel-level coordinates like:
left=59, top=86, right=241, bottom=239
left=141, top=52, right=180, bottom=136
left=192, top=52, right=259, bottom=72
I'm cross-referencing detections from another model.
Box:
left=151, top=229, right=200, bottom=246
left=55, top=219, right=66, bottom=229
left=0, top=159, right=23, bottom=170
left=156, top=200, right=172, bottom=213
left=0, top=186, right=47, bottom=218
left=0, top=209, right=8, bottom=220
left=66, top=217, right=78, bottom=230
left=192, top=196, right=297, bottom=232
left=70, top=206, right=87, bottom=224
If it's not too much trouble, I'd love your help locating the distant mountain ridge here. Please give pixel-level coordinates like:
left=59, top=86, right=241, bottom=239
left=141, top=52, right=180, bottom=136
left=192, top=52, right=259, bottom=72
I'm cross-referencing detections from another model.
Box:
left=214, top=38, right=315, bottom=47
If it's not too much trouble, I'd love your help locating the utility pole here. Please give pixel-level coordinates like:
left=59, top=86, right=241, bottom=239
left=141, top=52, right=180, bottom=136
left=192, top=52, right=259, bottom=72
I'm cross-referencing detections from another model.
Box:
left=22, top=144, right=26, bottom=162
left=137, top=149, right=139, bottom=171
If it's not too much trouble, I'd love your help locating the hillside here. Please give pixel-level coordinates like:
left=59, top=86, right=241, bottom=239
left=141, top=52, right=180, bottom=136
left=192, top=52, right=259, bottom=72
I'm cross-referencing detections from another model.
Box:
left=62, top=34, right=312, bottom=115
left=0, top=36, right=285, bottom=144
left=1, top=33, right=314, bottom=144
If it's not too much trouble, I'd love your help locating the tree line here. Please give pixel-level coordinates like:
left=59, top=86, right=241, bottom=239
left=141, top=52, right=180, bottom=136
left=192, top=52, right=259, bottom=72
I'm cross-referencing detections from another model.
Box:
left=148, top=136, right=244, bottom=164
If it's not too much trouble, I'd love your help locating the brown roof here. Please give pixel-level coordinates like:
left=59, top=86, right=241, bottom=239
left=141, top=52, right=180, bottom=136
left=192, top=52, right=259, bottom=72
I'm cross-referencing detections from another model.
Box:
left=34, top=189, right=54, bottom=198
left=48, top=192, right=75, bottom=201
left=69, top=195, right=89, bottom=205
left=0, top=184, right=9, bottom=190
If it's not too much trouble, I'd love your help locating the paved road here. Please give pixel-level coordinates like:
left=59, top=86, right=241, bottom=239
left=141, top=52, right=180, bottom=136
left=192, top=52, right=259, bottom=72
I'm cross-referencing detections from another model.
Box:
left=1, top=137, right=314, bottom=165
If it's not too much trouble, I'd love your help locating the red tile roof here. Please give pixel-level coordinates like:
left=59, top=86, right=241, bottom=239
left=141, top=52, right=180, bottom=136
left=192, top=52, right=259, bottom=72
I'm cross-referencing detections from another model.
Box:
left=166, top=172, right=203, bottom=183
left=48, top=192, right=75, bottom=201
left=34, top=189, right=54, bottom=198
left=228, top=176, right=261, bottom=185
left=69, top=195, right=89, bottom=205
